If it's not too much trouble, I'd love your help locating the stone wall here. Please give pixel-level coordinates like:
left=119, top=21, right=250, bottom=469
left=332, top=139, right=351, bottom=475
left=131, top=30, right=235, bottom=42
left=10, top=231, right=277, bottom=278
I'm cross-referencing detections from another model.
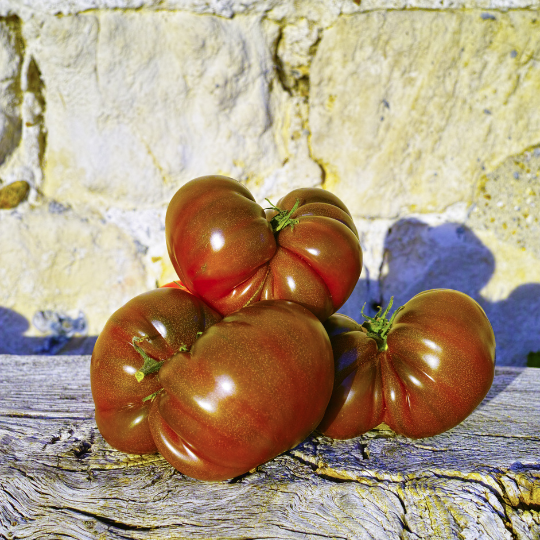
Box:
left=0, top=0, right=539, bottom=364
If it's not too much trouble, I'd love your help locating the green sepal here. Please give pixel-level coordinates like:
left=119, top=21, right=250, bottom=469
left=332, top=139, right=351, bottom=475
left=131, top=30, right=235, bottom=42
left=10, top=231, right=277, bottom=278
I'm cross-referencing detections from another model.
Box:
left=265, top=198, right=301, bottom=233
left=360, top=297, right=403, bottom=352
left=132, top=337, right=163, bottom=382
left=142, top=388, right=163, bottom=403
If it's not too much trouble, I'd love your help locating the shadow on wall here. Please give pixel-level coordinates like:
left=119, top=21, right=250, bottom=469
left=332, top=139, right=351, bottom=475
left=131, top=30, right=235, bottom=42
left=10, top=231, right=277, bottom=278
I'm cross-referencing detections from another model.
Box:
left=2, top=218, right=539, bottom=364
left=0, top=307, right=97, bottom=355
left=340, top=218, right=540, bottom=367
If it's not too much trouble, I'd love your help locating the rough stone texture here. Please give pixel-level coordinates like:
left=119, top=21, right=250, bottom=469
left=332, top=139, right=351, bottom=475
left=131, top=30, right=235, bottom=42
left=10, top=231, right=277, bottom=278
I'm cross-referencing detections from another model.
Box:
left=310, top=10, right=540, bottom=219
left=0, top=206, right=148, bottom=353
left=0, top=4, right=539, bottom=364
left=0, top=180, right=29, bottom=208
left=469, top=146, right=540, bottom=259
left=2, top=0, right=539, bottom=19
left=0, top=18, right=21, bottom=170
left=23, top=12, right=292, bottom=209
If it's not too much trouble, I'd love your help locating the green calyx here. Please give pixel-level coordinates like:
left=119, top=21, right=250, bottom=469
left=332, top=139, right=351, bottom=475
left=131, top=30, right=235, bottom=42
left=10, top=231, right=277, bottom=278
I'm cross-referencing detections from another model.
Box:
left=360, top=297, right=403, bottom=352
left=142, top=388, right=164, bottom=403
left=133, top=337, right=163, bottom=383
left=265, top=198, right=300, bottom=233
left=132, top=337, right=188, bottom=403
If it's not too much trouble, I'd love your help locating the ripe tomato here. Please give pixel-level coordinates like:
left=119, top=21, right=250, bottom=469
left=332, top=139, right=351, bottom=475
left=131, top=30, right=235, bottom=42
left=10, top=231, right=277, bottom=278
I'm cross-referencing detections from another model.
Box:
left=91, top=287, right=221, bottom=454
left=165, top=175, right=363, bottom=321
left=318, top=289, right=496, bottom=439
left=148, top=300, right=334, bottom=481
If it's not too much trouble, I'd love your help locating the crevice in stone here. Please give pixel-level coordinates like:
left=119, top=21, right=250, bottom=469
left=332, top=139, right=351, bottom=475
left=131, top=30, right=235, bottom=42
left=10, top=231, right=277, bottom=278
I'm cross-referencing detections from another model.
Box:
left=0, top=16, right=24, bottom=171
left=300, top=28, right=329, bottom=191
left=0, top=15, right=47, bottom=201
left=24, top=56, right=47, bottom=178
left=271, top=25, right=292, bottom=97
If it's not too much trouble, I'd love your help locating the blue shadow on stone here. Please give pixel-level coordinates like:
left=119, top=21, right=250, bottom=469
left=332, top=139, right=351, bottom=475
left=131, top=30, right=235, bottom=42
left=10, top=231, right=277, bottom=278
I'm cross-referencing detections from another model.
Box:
left=340, top=218, right=540, bottom=367
left=0, top=306, right=97, bottom=355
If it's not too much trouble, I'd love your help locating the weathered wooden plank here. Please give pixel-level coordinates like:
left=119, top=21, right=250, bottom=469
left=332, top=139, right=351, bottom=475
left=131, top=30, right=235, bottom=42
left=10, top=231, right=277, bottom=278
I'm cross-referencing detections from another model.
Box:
left=1, top=355, right=539, bottom=539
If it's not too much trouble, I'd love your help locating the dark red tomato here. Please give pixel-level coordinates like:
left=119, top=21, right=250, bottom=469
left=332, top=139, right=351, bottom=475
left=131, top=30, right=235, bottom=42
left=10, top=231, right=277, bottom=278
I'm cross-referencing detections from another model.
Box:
left=91, top=288, right=221, bottom=454
left=148, top=300, right=334, bottom=481
left=165, top=175, right=363, bottom=321
left=318, top=289, right=496, bottom=439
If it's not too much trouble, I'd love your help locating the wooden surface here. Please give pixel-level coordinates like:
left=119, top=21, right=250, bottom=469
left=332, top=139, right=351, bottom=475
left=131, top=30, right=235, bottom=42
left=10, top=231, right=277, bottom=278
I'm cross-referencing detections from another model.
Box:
left=0, top=354, right=539, bottom=540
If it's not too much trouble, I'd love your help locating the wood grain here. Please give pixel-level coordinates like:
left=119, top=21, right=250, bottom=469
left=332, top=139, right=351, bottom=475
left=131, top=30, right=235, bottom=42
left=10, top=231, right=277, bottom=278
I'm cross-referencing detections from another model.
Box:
left=1, top=355, right=539, bottom=539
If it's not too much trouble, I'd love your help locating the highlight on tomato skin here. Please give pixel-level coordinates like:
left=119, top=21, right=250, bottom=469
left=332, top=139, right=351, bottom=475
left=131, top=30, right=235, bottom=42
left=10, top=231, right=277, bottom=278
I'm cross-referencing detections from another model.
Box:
left=318, top=289, right=496, bottom=440
left=90, top=287, right=222, bottom=454
left=148, top=300, right=335, bottom=481
left=165, top=175, right=363, bottom=321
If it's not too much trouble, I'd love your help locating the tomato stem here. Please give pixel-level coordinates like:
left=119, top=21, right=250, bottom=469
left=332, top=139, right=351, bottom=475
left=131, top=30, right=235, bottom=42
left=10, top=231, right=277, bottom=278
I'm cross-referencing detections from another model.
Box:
left=132, top=337, right=162, bottom=382
left=360, top=297, right=403, bottom=351
left=265, top=198, right=301, bottom=232
left=142, top=388, right=163, bottom=403
left=132, top=337, right=188, bottom=383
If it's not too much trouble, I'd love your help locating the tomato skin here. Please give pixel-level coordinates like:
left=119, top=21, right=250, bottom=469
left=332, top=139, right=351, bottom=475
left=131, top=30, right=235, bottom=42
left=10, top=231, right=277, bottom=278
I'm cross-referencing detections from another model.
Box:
left=319, top=289, right=496, bottom=439
left=165, top=176, right=362, bottom=321
left=148, top=300, right=335, bottom=481
left=90, top=288, right=221, bottom=454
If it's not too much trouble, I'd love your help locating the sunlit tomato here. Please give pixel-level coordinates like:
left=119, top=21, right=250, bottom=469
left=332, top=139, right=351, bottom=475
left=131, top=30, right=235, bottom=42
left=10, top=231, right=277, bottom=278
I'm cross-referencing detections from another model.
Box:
left=91, top=288, right=221, bottom=454
left=148, top=300, right=334, bottom=481
left=165, top=175, right=363, bottom=321
left=318, top=289, right=496, bottom=439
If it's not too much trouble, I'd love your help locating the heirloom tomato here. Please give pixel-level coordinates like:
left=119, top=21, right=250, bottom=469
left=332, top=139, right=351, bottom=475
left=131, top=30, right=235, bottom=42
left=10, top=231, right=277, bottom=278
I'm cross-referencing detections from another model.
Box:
left=165, top=175, right=363, bottom=321
left=91, top=287, right=221, bottom=454
left=148, top=300, right=334, bottom=481
left=318, top=289, right=496, bottom=439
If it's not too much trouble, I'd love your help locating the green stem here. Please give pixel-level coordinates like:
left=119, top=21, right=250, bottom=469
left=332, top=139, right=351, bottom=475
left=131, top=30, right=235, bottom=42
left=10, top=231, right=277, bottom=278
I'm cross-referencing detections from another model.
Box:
left=132, top=337, right=188, bottom=383
left=360, top=297, right=403, bottom=352
left=265, top=198, right=301, bottom=233
left=142, top=388, right=164, bottom=403
left=133, top=337, right=162, bottom=383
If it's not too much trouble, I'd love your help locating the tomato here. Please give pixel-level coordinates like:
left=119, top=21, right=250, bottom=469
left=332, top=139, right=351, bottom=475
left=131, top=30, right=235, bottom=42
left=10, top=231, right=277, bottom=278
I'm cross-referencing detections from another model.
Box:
left=318, top=289, right=496, bottom=439
left=165, top=175, right=363, bottom=321
left=91, top=287, right=221, bottom=454
left=148, top=300, right=334, bottom=481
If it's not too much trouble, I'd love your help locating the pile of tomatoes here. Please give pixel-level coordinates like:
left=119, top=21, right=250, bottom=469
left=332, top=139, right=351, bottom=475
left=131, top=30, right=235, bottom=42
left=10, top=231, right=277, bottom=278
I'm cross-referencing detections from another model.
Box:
left=91, top=175, right=496, bottom=481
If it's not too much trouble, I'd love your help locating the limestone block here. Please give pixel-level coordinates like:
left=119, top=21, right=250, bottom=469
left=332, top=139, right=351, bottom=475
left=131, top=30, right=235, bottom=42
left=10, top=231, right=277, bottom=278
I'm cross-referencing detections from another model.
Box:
left=0, top=205, right=148, bottom=353
left=467, top=147, right=540, bottom=365
left=0, top=18, right=21, bottom=169
left=359, top=1, right=540, bottom=8
left=468, top=147, right=540, bottom=260
left=4, top=0, right=537, bottom=20
left=375, top=213, right=540, bottom=366
left=0, top=0, right=359, bottom=22
left=310, top=10, right=540, bottom=219
left=22, top=12, right=300, bottom=210
left=103, top=206, right=171, bottom=287
left=339, top=147, right=540, bottom=366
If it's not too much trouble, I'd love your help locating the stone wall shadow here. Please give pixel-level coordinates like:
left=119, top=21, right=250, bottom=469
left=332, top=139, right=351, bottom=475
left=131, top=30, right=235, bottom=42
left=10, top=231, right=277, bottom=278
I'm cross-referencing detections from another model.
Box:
left=340, top=218, right=540, bottom=402
left=0, top=306, right=97, bottom=355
